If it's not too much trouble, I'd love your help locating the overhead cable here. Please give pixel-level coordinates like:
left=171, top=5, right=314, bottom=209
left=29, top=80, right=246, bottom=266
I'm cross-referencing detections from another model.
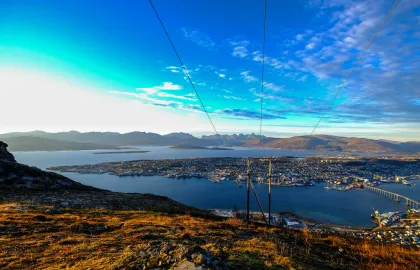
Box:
left=308, top=0, right=400, bottom=136
left=149, top=0, right=224, bottom=146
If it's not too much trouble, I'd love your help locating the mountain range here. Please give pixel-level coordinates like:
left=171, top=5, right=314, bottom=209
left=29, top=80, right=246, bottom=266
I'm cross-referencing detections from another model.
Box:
left=0, top=131, right=419, bottom=154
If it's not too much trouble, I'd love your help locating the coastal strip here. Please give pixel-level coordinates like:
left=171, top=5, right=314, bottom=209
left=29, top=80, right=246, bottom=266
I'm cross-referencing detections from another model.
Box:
left=93, top=151, right=150, bottom=155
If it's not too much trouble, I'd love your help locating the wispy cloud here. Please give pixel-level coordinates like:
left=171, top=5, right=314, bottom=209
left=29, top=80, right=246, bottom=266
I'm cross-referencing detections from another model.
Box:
left=109, top=90, right=182, bottom=107
left=240, top=71, right=258, bottom=83
left=181, top=28, right=216, bottom=49
left=230, top=40, right=249, bottom=58
left=156, top=92, right=197, bottom=101
left=305, top=42, right=315, bottom=50
left=166, top=66, right=181, bottom=73
left=215, top=108, right=286, bottom=120
left=264, top=82, right=283, bottom=91
left=136, top=82, right=182, bottom=94
left=221, top=95, right=246, bottom=101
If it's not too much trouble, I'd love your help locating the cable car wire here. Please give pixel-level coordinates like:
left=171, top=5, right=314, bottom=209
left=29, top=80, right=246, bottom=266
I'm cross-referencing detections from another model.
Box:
left=149, top=0, right=224, bottom=146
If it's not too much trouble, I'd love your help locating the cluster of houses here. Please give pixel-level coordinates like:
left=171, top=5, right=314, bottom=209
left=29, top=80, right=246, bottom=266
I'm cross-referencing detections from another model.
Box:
left=368, top=209, right=420, bottom=246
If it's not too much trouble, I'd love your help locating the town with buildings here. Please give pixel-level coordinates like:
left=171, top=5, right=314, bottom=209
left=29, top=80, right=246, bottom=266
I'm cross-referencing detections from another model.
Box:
left=49, top=156, right=420, bottom=189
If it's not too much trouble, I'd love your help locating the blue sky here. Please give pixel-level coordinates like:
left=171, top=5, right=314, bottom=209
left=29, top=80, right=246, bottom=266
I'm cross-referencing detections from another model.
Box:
left=0, top=0, right=420, bottom=140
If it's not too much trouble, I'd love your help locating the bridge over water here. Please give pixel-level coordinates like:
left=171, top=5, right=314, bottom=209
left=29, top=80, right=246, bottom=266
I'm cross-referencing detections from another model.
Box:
left=365, top=186, right=420, bottom=209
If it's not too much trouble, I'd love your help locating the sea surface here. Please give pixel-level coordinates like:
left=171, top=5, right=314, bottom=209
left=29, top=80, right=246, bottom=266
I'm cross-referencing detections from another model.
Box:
left=13, top=146, right=419, bottom=228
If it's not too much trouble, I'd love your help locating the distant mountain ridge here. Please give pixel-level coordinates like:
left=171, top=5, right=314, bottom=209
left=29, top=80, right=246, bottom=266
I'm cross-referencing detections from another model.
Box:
left=2, top=136, right=119, bottom=152
left=264, top=135, right=420, bottom=154
left=0, top=131, right=419, bottom=154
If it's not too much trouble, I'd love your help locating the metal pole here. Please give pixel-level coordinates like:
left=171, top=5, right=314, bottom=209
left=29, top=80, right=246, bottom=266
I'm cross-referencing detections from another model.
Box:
left=247, top=158, right=251, bottom=226
left=250, top=180, right=268, bottom=225
left=268, top=159, right=272, bottom=227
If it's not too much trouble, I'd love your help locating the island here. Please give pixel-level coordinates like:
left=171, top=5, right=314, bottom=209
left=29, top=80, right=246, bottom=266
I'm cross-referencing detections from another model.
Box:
left=169, top=144, right=234, bottom=150
left=93, top=150, right=150, bottom=155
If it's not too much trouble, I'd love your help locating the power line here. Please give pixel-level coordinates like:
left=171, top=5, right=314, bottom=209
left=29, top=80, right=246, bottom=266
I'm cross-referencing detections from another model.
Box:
left=148, top=0, right=224, bottom=147
left=259, top=0, right=267, bottom=145
left=308, top=0, right=399, bottom=137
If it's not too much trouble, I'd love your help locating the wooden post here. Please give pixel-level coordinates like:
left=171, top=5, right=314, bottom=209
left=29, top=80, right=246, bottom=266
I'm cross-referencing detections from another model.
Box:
left=247, top=158, right=251, bottom=226
left=268, top=159, right=272, bottom=227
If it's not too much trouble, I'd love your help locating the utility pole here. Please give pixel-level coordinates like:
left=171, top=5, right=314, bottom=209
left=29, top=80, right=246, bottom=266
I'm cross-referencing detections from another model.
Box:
left=247, top=158, right=251, bottom=226
left=268, top=159, right=272, bottom=227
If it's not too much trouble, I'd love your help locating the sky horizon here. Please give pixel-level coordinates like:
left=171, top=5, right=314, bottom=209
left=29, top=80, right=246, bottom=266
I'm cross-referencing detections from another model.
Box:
left=0, top=129, right=419, bottom=142
left=1, top=0, right=419, bottom=141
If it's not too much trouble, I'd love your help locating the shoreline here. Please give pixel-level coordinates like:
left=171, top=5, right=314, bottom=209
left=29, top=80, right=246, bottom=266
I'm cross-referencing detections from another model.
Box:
left=210, top=208, right=375, bottom=232
left=93, top=150, right=150, bottom=154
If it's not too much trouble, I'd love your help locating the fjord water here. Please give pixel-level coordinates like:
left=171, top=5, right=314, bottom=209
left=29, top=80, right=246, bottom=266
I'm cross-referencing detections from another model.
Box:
left=13, top=147, right=419, bottom=227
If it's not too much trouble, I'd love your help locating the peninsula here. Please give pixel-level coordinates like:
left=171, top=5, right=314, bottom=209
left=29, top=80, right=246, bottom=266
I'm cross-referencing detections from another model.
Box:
left=93, top=150, right=150, bottom=154
left=170, top=144, right=234, bottom=150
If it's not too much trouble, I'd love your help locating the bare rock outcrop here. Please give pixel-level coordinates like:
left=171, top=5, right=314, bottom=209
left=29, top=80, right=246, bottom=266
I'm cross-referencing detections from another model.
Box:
left=0, top=141, right=16, bottom=163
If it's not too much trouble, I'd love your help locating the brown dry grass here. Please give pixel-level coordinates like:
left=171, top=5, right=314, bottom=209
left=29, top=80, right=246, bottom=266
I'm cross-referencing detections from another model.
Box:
left=325, top=235, right=420, bottom=270
left=0, top=203, right=419, bottom=270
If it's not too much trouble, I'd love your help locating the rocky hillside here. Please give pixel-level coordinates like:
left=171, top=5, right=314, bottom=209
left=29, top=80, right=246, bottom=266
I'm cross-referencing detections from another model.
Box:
left=0, top=140, right=207, bottom=215
left=0, top=142, right=16, bottom=163
left=0, top=141, right=95, bottom=191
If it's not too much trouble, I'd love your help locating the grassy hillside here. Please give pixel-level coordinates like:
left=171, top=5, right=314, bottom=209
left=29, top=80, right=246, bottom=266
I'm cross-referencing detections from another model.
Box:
left=0, top=202, right=419, bottom=270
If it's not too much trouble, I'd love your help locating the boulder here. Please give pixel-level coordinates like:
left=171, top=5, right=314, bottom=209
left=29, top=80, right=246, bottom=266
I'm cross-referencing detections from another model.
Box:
left=174, top=261, right=204, bottom=270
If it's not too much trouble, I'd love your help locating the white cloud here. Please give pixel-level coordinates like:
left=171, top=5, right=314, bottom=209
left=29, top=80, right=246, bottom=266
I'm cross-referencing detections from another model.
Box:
left=343, top=36, right=356, bottom=45
left=230, top=40, right=249, bottom=58
left=181, top=28, right=216, bottom=49
left=156, top=92, right=197, bottom=101
left=249, top=88, right=259, bottom=97
left=305, top=42, right=316, bottom=50
left=222, top=95, right=246, bottom=101
left=252, top=51, right=264, bottom=62
left=264, top=83, right=283, bottom=91
left=298, top=74, right=308, bottom=82
left=219, top=73, right=226, bottom=78
left=136, top=82, right=182, bottom=94
left=240, top=71, right=258, bottom=83
left=109, top=90, right=179, bottom=106
left=166, top=66, right=181, bottom=73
